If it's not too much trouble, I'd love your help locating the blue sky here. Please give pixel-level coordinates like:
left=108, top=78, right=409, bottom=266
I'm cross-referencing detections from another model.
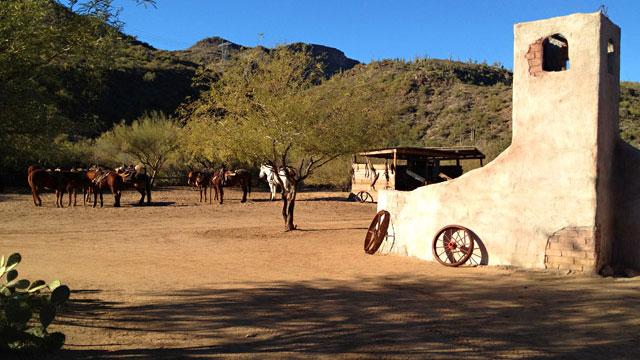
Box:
left=112, top=0, right=640, bottom=82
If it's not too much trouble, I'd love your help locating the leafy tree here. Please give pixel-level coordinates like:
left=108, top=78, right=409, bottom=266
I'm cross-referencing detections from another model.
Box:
left=183, top=46, right=394, bottom=230
left=0, top=0, right=154, bottom=169
left=94, top=111, right=179, bottom=185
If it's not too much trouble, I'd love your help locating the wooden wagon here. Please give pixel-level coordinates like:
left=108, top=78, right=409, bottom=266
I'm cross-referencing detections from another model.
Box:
left=350, top=146, right=485, bottom=203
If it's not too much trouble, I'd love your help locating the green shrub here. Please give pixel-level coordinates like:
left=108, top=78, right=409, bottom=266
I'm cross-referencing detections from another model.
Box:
left=0, top=253, right=70, bottom=353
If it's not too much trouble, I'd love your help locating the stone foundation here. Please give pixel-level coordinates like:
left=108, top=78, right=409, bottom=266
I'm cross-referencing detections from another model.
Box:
left=544, top=226, right=599, bottom=272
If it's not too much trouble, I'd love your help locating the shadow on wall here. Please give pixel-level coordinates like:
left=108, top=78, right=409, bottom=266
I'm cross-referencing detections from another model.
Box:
left=54, top=274, right=639, bottom=359
left=613, top=140, right=640, bottom=272
left=468, top=229, right=489, bottom=266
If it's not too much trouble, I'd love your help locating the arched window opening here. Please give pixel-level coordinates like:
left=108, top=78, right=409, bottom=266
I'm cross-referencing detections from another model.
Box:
left=542, top=34, right=569, bottom=71
left=607, top=39, right=616, bottom=75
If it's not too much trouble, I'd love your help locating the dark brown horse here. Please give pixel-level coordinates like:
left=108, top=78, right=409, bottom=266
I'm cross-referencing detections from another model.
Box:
left=116, top=165, right=151, bottom=205
left=87, top=170, right=123, bottom=207
left=188, top=169, right=218, bottom=203
left=212, top=168, right=251, bottom=204
left=62, top=170, right=93, bottom=207
left=27, top=167, right=66, bottom=207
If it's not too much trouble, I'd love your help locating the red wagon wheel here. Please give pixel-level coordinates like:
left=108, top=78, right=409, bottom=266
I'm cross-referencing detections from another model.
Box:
left=364, top=210, right=390, bottom=254
left=432, top=225, right=474, bottom=267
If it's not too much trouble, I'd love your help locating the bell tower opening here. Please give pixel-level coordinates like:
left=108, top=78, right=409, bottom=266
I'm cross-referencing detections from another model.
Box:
left=542, top=34, right=569, bottom=71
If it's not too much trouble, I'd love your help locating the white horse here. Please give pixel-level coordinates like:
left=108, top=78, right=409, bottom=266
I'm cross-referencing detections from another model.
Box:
left=259, top=164, right=293, bottom=201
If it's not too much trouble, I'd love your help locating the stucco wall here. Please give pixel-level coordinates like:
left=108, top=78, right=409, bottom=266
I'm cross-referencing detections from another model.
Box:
left=378, top=12, right=622, bottom=271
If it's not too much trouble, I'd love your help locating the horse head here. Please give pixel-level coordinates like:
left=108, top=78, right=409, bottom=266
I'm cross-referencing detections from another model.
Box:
left=259, top=164, right=270, bottom=179
left=217, top=168, right=229, bottom=186
left=187, top=170, right=199, bottom=186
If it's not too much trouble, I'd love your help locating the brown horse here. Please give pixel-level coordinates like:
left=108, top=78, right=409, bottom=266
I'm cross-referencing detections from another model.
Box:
left=188, top=169, right=218, bottom=203
left=61, top=170, right=93, bottom=207
left=116, top=165, right=151, bottom=206
left=212, top=168, right=251, bottom=204
left=27, top=168, right=66, bottom=207
left=87, top=170, right=123, bottom=207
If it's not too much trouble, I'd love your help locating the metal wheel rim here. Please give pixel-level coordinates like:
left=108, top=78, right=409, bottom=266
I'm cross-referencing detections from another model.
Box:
left=356, top=191, right=372, bottom=203
left=431, top=225, right=474, bottom=267
left=364, top=210, right=390, bottom=254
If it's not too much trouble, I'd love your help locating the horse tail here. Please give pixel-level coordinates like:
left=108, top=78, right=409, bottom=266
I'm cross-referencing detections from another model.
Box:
left=27, top=170, right=34, bottom=189
left=113, top=173, right=123, bottom=196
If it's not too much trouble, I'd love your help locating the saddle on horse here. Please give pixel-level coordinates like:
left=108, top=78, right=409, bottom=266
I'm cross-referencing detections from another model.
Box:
left=116, top=165, right=145, bottom=183
left=93, top=170, right=111, bottom=186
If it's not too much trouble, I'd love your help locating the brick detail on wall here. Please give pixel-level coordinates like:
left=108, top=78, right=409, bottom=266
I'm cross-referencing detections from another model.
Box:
left=527, top=38, right=545, bottom=77
left=544, top=226, right=600, bottom=272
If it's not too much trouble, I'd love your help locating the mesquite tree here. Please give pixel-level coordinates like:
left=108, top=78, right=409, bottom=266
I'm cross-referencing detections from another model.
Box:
left=0, top=0, right=155, bottom=169
left=93, top=111, right=179, bottom=185
left=183, top=45, right=393, bottom=230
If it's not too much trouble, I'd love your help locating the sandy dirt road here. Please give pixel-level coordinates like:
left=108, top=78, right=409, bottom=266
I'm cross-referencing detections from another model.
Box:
left=1, top=187, right=640, bottom=359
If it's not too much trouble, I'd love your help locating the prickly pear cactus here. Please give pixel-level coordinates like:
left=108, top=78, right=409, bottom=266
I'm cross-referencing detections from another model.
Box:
left=0, top=252, right=70, bottom=352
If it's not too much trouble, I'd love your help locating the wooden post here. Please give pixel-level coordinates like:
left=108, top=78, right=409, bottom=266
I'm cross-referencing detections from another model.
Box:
left=393, top=150, right=397, bottom=169
left=393, top=150, right=398, bottom=188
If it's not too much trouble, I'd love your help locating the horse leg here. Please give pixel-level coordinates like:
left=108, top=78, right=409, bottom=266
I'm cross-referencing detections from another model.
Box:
left=113, top=189, right=120, bottom=207
left=241, top=184, right=247, bottom=203
left=100, top=191, right=104, bottom=207
left=31, top=188, right=41, bottom=206
left=67, top=188, right=73, bottom=207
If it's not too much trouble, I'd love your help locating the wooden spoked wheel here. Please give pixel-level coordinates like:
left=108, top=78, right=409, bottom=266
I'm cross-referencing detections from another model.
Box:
left=356, top=191, right=373, bottom=203
left=432, top=225, right=474, bottom=267
left=364, top=210, right=390, bottom=254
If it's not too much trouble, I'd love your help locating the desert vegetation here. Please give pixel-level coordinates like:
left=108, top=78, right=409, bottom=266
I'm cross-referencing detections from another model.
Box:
left=3, top=1, right=640, bottom=193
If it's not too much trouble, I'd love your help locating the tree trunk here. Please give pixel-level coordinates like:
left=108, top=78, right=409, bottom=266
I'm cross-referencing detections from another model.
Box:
left=150, top=169, right=157, bottom=187
left=285, top=188, right=296, bottom=230
left=282, top=183, right=297, bottom=231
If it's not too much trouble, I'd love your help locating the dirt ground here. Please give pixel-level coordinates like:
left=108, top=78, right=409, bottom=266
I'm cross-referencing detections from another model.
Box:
left=1, top=186, right=640, bottom=359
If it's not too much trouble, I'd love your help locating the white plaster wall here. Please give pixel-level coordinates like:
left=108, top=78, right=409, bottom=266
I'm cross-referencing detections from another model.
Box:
left=378, top=12, right=612, bottom=268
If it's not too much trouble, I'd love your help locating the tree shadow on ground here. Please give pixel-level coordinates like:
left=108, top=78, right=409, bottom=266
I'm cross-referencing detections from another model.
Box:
left=48, top=273, right=640, bottom=359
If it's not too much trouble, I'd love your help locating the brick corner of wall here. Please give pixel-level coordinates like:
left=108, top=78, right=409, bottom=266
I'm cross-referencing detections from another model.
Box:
left=544, top=226, right=599, bottom=273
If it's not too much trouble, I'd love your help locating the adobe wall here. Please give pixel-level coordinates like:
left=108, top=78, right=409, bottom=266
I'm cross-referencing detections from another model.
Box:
left=377, top=12, right=622, bottom=272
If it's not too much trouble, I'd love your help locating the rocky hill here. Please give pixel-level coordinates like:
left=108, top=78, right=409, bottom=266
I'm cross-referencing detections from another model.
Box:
left=174, top=37, right=246, bottom=65
left=174, top=37, right=360, bottom=77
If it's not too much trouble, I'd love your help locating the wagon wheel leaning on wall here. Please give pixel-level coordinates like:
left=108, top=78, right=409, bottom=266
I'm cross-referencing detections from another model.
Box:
left=364, top=210, right=390, bottom=254
left=431, top=225, right=475, bottom=267
left=356, top=191, right=373, bottom=203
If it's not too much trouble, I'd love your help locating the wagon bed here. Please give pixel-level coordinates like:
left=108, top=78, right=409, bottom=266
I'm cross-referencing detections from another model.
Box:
left=351, top=146, right=485, bottom=203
